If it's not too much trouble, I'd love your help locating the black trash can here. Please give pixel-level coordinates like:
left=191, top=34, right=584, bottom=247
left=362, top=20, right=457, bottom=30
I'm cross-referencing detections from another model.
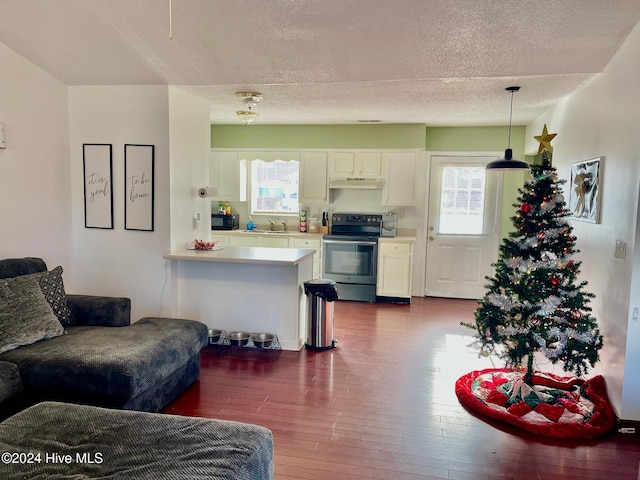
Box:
left=304, top=279, right=338, bottom=350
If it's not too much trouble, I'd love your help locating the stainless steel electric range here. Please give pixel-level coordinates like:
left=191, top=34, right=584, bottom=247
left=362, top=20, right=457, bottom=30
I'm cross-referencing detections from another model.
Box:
left=322, top=213, right=382, bottom=302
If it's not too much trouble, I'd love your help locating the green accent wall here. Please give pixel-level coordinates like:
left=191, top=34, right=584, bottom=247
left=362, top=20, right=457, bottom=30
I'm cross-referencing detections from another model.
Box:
left=211, top=124, right=426, bottom=149
left=426, top=126, right=525, bottom=159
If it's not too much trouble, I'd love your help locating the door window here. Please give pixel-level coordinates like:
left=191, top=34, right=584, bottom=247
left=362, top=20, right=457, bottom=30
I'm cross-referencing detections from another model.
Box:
left=438, top=166, right=486, bottom=234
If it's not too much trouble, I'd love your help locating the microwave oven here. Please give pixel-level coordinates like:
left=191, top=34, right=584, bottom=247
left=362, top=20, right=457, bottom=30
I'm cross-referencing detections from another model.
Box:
left=211, top=214, right=239, bottom=230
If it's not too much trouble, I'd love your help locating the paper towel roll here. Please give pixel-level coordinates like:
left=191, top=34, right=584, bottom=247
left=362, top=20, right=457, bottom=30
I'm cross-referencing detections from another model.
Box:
left=197, top=186, right=218, bottom=198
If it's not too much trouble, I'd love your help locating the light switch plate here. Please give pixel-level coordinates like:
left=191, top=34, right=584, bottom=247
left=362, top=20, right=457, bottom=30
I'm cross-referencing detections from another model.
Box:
left=0, top=123, right=5, bottom=149
left=615, top=240, right=627, bottom=259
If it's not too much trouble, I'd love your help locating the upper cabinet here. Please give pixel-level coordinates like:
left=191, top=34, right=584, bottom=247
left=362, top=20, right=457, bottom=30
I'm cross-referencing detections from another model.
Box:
left=329, top=151, right=383, bottom=178
left=299, top=151, right=329, bottom=205
left=209, top=151, right=246, bottom=201
left=210, top=148, right=417, bottom=207
left=382, top=151, right=417, bottom=206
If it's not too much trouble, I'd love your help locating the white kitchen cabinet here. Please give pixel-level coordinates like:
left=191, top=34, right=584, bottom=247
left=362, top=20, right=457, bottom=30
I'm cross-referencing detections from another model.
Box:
left=209, top=151, right=246, bottom=201
left=382, top=151, right=417, bottom=206
left=329, top=151, right=383, bottom=178
left=228, top=232, right=323, bottom=279
left=262, top=236, right=291, bottom=248
left=377, top=240, right=413, bottom=300
left=292, top=237, right=323, bottom=279
left=229, top=233, right=291, bottom=248
left=230, top=235, right=262, bottom=247
left=299, top=151, right=329, bottom=205
left=210, top=234, right=231, bottom=247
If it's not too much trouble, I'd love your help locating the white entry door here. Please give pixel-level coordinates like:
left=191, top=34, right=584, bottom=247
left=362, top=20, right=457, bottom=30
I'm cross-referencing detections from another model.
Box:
left=425, top=155, right=501, bottom=299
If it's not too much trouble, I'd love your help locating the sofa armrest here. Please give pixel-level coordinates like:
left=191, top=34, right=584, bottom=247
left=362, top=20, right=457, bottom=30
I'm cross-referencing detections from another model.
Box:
left=66, top=295, right=131, bottom=327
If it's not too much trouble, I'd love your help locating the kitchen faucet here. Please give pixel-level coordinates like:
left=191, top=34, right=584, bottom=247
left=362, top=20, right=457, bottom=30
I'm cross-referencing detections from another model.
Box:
left=281, top=221, right=287, bottom=232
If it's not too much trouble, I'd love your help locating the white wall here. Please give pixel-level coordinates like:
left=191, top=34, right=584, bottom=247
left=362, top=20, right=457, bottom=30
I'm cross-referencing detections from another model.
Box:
left=68, top=86, right=172, bottom=321
left=168, top=86, right=211, bottom=252
left=526, top=21, right=640, bottom=420
left=67, top=85, right=210, bottom=322
left=0, top=42, right=73, bottom=274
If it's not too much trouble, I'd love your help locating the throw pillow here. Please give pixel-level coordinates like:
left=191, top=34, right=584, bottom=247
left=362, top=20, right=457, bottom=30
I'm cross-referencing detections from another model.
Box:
left=0, top=274, right=65, bottom=354
left=38, top=266, right=75, bottom=326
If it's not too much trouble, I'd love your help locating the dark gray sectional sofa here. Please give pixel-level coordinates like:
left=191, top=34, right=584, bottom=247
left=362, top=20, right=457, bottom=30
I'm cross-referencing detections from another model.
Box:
left=0, top=257, right=208, bottom=413
left=0, top=257, right=275, bottom=479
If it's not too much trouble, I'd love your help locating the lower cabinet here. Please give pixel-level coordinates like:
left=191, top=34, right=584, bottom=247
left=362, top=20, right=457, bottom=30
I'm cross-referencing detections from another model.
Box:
left=291, top=237, right=322, bottom=279
left=210, top=234, right=231, bottom=247
left=227, top=233, right=323, bottom=279
left=377, top=240, right=413, bottom=300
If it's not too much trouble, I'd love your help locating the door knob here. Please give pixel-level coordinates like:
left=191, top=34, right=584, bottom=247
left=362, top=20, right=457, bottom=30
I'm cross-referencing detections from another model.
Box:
left=429, top=226, right=434, bottom=231
left=429, top=236, right=434, bottom=241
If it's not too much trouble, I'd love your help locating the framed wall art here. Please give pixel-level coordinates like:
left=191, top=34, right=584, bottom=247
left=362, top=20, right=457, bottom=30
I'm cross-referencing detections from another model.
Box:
left=83, top=143, right=113, bottom=229
left=124, top=144, right=155, bottom=231
left=569, top=157, right=602, bottom=224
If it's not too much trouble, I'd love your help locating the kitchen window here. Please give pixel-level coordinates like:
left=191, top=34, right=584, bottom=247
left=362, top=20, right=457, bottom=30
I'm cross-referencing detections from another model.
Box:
left=249, top=158, right=299, bottom=215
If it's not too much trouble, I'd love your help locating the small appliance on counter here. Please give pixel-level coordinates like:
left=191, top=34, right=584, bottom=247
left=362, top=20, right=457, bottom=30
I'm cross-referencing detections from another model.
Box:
left=211, top=213, right=239, bottom=230
left=381, top=213, right=398, bottom=237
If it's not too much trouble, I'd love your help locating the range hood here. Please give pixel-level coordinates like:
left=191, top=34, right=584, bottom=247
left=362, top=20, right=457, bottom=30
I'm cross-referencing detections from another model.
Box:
left=329, top=177, right=384, bottom=190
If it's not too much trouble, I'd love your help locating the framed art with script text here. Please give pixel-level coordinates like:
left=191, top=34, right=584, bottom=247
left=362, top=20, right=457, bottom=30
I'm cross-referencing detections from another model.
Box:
left=83, top=144, right=113, bottom=229
left=124, top=144, right=155, bottom=231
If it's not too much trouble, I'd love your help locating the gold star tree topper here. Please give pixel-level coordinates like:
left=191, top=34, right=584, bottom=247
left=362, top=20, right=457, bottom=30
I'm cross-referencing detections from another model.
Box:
left=534, top=124, right=557, bottom=153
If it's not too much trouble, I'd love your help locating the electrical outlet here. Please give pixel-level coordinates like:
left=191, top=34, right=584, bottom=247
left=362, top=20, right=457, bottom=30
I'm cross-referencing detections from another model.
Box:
left=0, top=123, right=5, bottom=149
left=614, top=240, right=627, bottom=259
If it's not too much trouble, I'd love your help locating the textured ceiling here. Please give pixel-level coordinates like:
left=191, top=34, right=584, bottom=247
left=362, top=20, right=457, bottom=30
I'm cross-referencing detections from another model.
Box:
left=1, top=1, right=639, bottom=126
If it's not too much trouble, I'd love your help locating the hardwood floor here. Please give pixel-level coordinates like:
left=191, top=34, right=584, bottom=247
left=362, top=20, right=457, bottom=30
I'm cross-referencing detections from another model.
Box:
left=164, top=297, right=640, bottom=479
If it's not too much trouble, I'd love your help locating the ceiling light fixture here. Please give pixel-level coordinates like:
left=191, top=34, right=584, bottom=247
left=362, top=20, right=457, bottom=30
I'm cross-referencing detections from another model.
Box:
left=486, top=86, right=530, bottom=170
left=235, top=92, right=263, bottom=125
left=236, top=110, right=259, bottom=125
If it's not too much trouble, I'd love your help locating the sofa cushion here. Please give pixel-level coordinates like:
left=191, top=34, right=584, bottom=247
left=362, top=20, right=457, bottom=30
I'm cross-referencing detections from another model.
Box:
left=0, top=258, right=47, bottom=279
left=0, top=401, right=274, bottom=479
left=0, top=274, right=65, bottom=354
left=36, top=266, right=75, bottom=326
left=0, top=361, right=23, bottom=404
left=0, top=317, right=207, bottom=408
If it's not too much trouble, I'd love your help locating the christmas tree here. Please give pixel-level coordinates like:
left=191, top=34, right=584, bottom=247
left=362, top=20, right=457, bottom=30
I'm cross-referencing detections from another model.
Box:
left=464, top=150, right=603, bottom=385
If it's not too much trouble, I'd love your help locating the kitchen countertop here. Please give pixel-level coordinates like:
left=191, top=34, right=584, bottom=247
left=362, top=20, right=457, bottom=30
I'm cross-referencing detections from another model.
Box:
left=164, top=246, right=315, bottom=266
left=378, top=235, right=416, bottom=243
left=215, top=230, right=325, bottom=238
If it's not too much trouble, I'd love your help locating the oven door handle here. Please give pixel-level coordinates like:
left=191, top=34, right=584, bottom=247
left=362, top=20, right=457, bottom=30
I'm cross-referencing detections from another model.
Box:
left=323, top=239, right=378, bottom=246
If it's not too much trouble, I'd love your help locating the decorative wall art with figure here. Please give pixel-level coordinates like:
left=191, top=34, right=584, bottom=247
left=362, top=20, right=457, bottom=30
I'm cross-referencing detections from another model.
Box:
left=569, top=158, right=602, bottom=223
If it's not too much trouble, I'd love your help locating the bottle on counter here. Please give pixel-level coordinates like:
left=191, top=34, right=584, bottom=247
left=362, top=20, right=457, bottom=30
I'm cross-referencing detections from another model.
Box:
left=298, top=210, right=307, bottom=232
left=246, top=216, right=255, bottom=231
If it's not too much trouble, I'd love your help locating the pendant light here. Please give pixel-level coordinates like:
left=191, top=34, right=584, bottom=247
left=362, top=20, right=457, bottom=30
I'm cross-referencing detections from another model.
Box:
left=486, top=86, right=530, bottom=170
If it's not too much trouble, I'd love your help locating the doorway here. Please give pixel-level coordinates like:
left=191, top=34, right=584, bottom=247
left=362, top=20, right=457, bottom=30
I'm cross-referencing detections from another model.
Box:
left=425, top=154, right=502, bottom=299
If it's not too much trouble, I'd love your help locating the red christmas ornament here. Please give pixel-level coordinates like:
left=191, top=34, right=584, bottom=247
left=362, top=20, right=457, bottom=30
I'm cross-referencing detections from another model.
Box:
left=571, top=310, right=582, bottom=320
left=568, top=260, right=574, bottom=267
left=537, top=232, right=546, bottom=241
left=520, top=203, right=532, bottom=214
left=550, top=277, right=561, bottom=286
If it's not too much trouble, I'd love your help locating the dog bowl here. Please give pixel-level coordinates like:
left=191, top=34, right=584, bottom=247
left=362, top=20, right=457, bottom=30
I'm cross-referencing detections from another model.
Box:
left=208, top=328, right=222, bottom=343
left=251, top=333, right=274, bottom=348
left=228, top=331, right=250, bottom=346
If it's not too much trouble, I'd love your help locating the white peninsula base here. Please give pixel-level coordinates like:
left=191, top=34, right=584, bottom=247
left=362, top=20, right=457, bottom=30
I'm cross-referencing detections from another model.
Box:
left=164, top=247, right=315, bottom=351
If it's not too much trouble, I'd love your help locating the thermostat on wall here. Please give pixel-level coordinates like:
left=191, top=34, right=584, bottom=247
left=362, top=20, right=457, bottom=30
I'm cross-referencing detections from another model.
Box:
left=0, top=123, right=5, bottom=149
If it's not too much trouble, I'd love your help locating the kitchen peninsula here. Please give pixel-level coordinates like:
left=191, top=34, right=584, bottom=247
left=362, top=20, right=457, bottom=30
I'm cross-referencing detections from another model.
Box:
left=164, top=246, right=315, bottom=351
